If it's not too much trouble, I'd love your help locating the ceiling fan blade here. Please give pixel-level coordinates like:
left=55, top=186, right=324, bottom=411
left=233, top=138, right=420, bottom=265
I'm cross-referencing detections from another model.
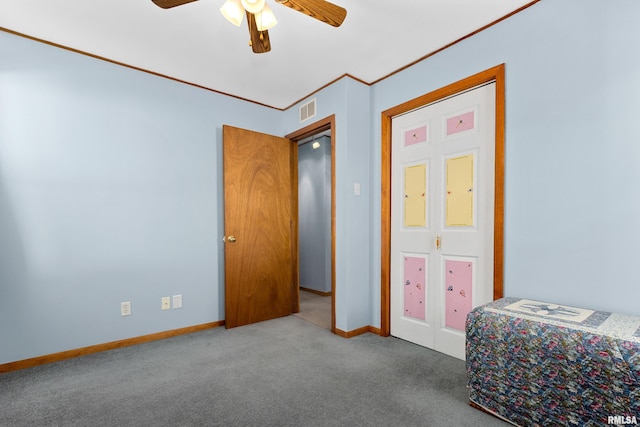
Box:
left=247, top=12, right=271, bottom=54
left=275, top=0, right=346, bottom=27
left=151, top=0, right=198, bottom=9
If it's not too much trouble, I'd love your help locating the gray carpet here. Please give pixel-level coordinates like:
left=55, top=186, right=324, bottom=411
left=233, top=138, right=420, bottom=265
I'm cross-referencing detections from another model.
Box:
left=0, top=316, right=507, bottom=426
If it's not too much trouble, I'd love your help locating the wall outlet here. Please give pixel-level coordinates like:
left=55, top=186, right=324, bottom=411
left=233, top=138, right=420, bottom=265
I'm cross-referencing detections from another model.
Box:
left=172, top=294, right=183, bottom=309
left=121, top=301, right=131, bottom=316
left=161, top=296, right=171, bottom=310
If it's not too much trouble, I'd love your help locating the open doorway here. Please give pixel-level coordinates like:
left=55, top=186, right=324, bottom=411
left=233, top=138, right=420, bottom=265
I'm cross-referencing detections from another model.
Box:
left=294, top=131, right=332, bottom=329
left=286, top=116, right=335, bottom=332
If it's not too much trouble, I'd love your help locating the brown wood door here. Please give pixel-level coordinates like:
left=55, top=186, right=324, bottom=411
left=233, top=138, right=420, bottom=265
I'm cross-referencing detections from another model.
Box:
left=223, top=125, right=296, bottom=328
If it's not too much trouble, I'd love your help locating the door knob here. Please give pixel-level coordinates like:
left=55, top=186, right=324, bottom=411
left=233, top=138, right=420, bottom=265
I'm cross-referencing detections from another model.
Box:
left=224, top=235, right=237, bottom=243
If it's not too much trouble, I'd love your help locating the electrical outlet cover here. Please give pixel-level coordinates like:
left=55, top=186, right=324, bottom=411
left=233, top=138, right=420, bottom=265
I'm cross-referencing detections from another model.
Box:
left=121, top=301, right=131, bottom=316
left=161, top=297, right=171, bottom=310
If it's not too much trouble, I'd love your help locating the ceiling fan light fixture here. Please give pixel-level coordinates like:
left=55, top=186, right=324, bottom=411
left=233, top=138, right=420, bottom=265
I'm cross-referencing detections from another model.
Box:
left=255, top=3, right=277, bottom=31
left=220, top=0, right=244, bottom=26
left=240, top=0, right=265, bottom=14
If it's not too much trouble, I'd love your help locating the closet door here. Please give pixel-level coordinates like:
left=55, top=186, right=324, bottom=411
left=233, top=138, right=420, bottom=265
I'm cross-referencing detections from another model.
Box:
left=390, top=83, right=496, bottom=360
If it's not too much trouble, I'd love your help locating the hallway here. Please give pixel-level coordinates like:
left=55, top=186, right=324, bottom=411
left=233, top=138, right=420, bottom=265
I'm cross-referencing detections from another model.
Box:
left=293, top=290, right=331, bottom=330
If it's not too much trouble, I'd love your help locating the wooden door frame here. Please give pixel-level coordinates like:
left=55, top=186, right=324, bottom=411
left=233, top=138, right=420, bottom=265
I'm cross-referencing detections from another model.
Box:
left=380, top=64, right=506, bottom=336
left=286, top=115, right=336, bottom=334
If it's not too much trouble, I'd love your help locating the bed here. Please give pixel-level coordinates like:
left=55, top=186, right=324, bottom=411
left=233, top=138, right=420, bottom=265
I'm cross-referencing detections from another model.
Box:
left=466, top=297, right=640, bottom=426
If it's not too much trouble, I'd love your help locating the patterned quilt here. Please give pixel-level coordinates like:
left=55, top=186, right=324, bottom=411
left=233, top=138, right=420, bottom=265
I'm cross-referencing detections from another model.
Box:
left=466, top=298, right=640, bottom=426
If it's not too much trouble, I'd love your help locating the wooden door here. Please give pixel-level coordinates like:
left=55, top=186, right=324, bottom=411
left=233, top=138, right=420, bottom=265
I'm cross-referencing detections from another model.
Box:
left=223, top=125, right=296, bottom=328
left=390, top=83, right=496, bottom=360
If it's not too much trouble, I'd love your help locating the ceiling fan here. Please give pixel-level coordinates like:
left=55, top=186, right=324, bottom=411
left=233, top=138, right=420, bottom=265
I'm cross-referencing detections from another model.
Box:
left=151, top=0, right=347, bottom=54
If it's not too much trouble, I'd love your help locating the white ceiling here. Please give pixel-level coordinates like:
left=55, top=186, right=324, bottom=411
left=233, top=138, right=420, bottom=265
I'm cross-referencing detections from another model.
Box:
left=0, top=0, right=535, bottom=109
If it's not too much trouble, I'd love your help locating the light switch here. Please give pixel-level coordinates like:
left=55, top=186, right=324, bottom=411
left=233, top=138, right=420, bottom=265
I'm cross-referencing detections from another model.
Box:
left=354, top=182, right=361, bottom=196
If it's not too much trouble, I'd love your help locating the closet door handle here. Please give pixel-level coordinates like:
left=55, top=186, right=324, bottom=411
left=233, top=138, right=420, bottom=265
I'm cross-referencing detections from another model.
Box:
left=436, top=234, right=441, bottom=251
left=223, top=236, right=237, bottom=243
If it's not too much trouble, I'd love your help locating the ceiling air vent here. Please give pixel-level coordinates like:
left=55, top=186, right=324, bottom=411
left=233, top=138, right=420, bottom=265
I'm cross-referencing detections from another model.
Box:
left=299, top=99, right=316, bottom=123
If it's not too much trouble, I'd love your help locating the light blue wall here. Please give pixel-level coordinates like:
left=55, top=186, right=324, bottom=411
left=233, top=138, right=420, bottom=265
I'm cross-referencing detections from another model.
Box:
left=343, top=79, right=372, bottom=330
left=0, top=31, right=282, bottom=364
left=369, top=0, right=640, bottom=320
